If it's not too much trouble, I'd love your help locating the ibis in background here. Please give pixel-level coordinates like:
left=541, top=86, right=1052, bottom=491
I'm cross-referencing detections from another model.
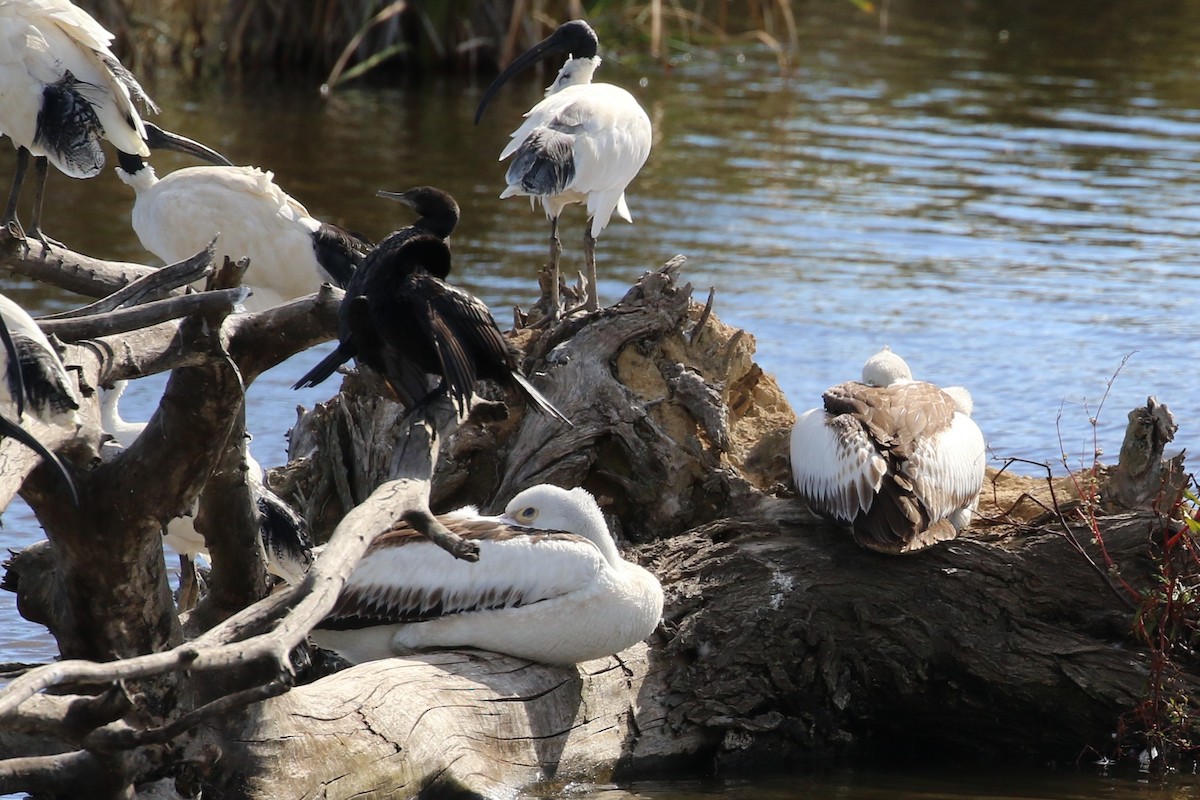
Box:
left=475, top=19, right=652, bottom=322
left=0, top=0, right=228, bottom=243
left=789, top=347, right=987, bottom=554
left=99, top=380, right=314, bottom=593
left=311, top=484, right=664, bottom=665
left=0, top=292, right=79, bottom=503
left=293, top=186, right=567, bottom=425
left=117, top=162, right=374, bottom=311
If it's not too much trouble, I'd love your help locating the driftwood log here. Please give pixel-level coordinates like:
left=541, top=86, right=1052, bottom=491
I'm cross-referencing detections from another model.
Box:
left=0, top=239, right=1196, bottom=797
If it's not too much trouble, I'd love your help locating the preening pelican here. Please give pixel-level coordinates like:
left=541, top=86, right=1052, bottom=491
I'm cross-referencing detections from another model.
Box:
left=789, top=348, right=987, bottom=554
left=99, top=380, right=313, bottom=585
left=475, top=19, right=652, bottom=321
left=311, top=484, right=663, bottom=665
left=0, top=292, right=78, bottom=503
left=117, top=162, right=373, bottom=311
left=293, top=187, right=568, bottom=425
left=0, top=0, right=226, bottom=242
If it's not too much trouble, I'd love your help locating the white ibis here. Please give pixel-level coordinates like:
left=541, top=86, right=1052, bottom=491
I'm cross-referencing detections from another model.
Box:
left=293, top=187, right=568, bottom=425
left=0, top=292, right=78, bottom=503
left=117, top=162, right=373, bottom=311
left=789, top=348, right=987, bottom=554
left=99, top=380, right=313, bottom=587
left=475, top=19, right=652, bottom=322
left=0, top=0, right=227, bottom=243
left=311, top=484, right=664, bottom=666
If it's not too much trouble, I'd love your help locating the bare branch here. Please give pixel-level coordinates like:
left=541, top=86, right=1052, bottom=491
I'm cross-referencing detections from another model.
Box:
left=39, top=241, right=218, bottom=318
left=41, top=287, right=249, bottom=341
left=0, top=403, right=453, bottom=742
left=0, top=228, right=164, bottom=299
left=84, top=678, right=290, bottom=750
left=0, top=748, right=148, bottom=797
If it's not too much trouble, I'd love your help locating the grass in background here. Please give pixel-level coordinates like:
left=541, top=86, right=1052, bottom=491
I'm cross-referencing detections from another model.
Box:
left=76, top=0, right=827, bottom=85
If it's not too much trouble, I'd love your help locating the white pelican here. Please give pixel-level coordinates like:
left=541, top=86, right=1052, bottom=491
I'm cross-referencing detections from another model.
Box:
left=117, top=163, right=373, bottom=311
left=0, top=292, right=78, bottom=502
left=0, top=0, right=227, bottom=242
left=293, top=187, right=568, bottom=424
left=789, top=348, right=987, bottom=554
left=99, top=380, right=313, bottom=585
left=474, top=19, right=652, bottom=321
left=311, top=484, right=663, bottom=666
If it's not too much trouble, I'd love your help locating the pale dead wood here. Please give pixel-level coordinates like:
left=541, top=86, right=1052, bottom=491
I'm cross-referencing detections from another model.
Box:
left=0, top=412, right=449, bottom=712
left=38, top=240, right=217, bottom=318
left=215, top=643, right=703, bottom=799
left=0, top=226, right=178, bottom=299
left=40, top=286, right=250, bottom=340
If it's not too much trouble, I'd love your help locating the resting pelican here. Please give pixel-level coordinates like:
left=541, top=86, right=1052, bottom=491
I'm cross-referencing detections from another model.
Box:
left=789, top=348, right=987, bottom=554
left=311, top=484, right=664, bottom=665
left=117, top=163, right=373, bottom=311
left=99, top=380, right=313, bottom=585
left=293, top=188, right=568, bottom=425
left=0, top=0, right=228, bottom=242
left=0, top=293, right=78, bottom=502
left=475, top=19, right=652, bottom=321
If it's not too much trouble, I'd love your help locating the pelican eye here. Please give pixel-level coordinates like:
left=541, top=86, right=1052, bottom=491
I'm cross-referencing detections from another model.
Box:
left=516, top=506, right=539, bottom=523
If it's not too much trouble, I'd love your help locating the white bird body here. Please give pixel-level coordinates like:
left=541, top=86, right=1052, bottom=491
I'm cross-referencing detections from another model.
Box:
left=118, top=164, right=366, bottom=311
left=312, top=484, right=663, bottom=666
left=476, top=20, right=651, bottom=318
left=500, top=70, right=650, bottom=237
left=0, top=0, right=149, bottom=173
left=789, top=349, right=986, bottom=554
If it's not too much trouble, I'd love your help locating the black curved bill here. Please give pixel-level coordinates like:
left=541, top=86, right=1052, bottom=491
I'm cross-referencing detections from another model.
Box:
left=0, top=415, right=78, bottom=506
left=474, top=20, right=599, bottom=124
left=143, top=122, right=234, bottom=167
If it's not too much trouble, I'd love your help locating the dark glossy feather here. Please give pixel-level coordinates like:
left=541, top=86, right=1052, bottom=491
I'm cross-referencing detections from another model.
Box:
left=312, top=222, right=373, bottom=289
left=35, top=72, right=104, bottom=178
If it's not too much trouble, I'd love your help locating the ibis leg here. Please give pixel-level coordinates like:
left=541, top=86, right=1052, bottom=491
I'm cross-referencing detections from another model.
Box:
left=583, top=226, right=599, bottom=312
left=535, top=216, right=563, bottom=323
left=27, top=156, right=51, bottom=246
left=2, top=147, right=30, bottom=236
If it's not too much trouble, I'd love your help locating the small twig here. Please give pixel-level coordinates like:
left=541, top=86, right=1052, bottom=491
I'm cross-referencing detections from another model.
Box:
left=84, top=678, right=291, bottom=750
left=399, top=508, right=481, bottom=562
left=689, top=286, right=715, bottom=345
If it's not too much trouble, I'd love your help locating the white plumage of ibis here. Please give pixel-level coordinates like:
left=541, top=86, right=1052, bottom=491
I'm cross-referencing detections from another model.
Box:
left=0, top=292, right=79, bottom=504
left=0, top=0, right=228, bottom=243
left=117, top=162, right=373, bottom=311
left=311, top=484, right=663, bottom=666
left=293, top=186, right=568, bottom=425
left=474, top=19, right=652, bottom=322
left=789, top=348, right=987, bottom=554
